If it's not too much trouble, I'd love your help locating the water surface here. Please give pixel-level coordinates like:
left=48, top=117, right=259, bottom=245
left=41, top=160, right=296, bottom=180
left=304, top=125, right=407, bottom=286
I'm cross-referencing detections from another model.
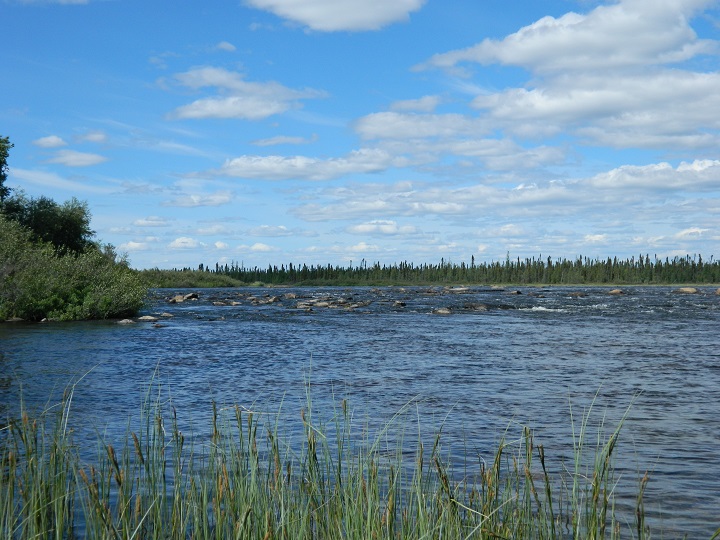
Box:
left=1, top=286, right=719, bottom=537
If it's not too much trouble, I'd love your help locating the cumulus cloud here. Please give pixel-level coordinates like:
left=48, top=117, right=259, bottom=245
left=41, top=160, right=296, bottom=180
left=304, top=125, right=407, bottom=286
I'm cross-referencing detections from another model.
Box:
left=216, top=148, right=404, bottom=181
left=472, top=71, right=720, bottom=145
left=163, top=191, right=233, bottom=207
left=347, top=220, right=417, bottom=235
left=356, top=112, right=487, bottom=140
left=33, top=135, right=67, bottom=148
left=414, top=0, right=720, bottom=149
left=420, top=0, right=716, bottom=74
left=46, top=149, right=108, bottom=167
left=237, top=242, right=276, bottom=252
left=168, top=66, right=325, bottom=120
left=674, top=227, right=708, bottom=238
left=118, top=241, right=152, bottom=251
left=248, top=225, right=292, bottom=236
left=169, top=237, right=204, bottom=249
left=134, top=216, right=172, bottom=227
left=584, top=234, right=609, bottom=243
left=588, top=159, right=720, bottom=191
left=291, top=158, right=720, bottom=224
left=215, top=241, right=229, bottom=249
left=243, top=0, right=426, bottom=31
left=348, top=241, right=380, bottom=252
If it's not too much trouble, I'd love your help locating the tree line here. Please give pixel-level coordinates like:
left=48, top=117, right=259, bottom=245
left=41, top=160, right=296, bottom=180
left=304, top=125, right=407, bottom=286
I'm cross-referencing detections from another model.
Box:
left=170, top=253, right=720, bottom=286
left=0, top=135, right=146, bottom=321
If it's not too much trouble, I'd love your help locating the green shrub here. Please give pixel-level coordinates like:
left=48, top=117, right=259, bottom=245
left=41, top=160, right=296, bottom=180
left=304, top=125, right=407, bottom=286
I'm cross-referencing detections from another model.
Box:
left=0, top=216, right=146, bottom=321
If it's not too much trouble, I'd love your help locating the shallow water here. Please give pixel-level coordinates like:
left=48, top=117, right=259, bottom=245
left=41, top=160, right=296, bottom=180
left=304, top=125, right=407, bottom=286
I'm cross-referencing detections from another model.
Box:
left=1, top=285, right=719, bottom=537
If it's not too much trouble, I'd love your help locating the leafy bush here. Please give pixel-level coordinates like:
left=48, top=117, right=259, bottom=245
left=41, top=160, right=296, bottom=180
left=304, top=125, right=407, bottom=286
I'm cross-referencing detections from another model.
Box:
left=0, top=216, right=146, bottom=321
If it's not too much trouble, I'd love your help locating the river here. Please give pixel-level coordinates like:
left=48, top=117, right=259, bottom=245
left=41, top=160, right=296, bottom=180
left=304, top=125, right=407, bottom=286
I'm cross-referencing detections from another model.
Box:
left=1, top=285, right=719, bottom=537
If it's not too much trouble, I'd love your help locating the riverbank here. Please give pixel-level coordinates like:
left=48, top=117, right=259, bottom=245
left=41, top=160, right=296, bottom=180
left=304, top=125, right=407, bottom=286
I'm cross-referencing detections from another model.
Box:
left=139, top=267, right=720, bottom=290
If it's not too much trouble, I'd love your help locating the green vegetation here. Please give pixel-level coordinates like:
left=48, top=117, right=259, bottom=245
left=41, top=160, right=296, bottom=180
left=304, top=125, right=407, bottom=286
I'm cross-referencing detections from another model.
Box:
left=151, top=254, right=720, bottom=287
left=0, top=136, right=13, bottom=204
left=0, top=135, right=146, bottom=321
left=1, top=389, right=671, bottom=539
left=1, top=193, right=95, bottom=254
left=141, top=268, right=246, bottom=289
left=0, top=215, right=146, bottom=321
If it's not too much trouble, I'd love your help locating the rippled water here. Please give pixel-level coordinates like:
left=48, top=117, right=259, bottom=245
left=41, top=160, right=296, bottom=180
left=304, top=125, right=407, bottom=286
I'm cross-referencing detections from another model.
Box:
left=1, top=285, right=719, bottom=537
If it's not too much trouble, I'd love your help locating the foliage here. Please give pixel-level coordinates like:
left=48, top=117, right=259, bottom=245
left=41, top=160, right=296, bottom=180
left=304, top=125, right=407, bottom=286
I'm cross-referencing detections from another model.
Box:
left=0, top=390, right=658, bottom=539
left=0, top=135, right=13, bottom=203
left=1, top=192, right=95, bottom=254
left=0, top=215, right=146, bottom=321
left=141, top=268, right=246, bottom=288
left=170, top=254, right=720, bottom=286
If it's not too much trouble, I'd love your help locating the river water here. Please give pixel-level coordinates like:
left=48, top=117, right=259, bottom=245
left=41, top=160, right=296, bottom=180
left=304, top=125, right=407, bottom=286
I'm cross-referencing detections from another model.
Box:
left=1, top=285, right=719, bottom=537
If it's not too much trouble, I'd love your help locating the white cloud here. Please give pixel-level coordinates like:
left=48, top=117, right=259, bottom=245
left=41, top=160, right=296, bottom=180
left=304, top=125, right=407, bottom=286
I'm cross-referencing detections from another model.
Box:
left=215, top=41, right=236, bottom=52
left=347, top=220, right=417, bottom=235
left=216, top=148, right=403, bottom=180
left=77, top=131, right=107, bottom=143
left=584, top=234, right=608, bottom=243
left=118, top=241, right=152, bottom=251
left=421, top=0, right=716, bottom=74
left=168, top=66, right=325, bottom=120
left=252, top=134, right=317, bottom=146
left=414, top=0, right=720, bottom=149
left=163, top=191, right=233, bottom=207
left=243, top=0, right=426, bottom=31
left=248, top=225, right=292, bottom=236
left=238, top=242, right=276, bottom=252
left=472, top=71, right=720, bottom=145
left=674, top=227, right=708, bottom=238
left=589, top=160, right=720, bottom=191
left=33, top=135, right=67, bottom=148
left=356, top=112, right=487, bottom=140
left=215, top=241, right=229, bottom=249
left=169, top=237, right=204, bottom=249
left=349, top=241, right=380, bottom=252
left=10, top=168, right=113, bottom=193
left=291, top=157, right=720, bottom=224
left=133, top=216, right=171, bottom=227
left=197, top=224, right=230, bottom=235
left=390, top=95, right=441, bottom=112
left=46, top=149, right=108, bottom=167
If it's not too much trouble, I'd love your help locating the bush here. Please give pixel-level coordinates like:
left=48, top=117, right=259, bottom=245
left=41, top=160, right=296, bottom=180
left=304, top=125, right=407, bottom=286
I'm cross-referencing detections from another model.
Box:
left=0, top=216, right=146, bottom=321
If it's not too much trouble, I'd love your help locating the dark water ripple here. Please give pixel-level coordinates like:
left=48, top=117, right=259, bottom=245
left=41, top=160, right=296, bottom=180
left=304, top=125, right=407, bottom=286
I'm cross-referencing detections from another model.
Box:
left=1, top=285, right=719, bottom=537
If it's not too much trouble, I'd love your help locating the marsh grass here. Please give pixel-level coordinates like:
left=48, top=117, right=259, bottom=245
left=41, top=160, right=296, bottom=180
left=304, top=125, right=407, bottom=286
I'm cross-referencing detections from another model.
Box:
left=1, top=387, right=660, bottom=539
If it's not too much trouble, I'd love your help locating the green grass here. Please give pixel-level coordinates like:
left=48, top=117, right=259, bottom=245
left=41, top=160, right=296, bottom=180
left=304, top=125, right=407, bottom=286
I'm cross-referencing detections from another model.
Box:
left=1, top=386, right=704, bottom=539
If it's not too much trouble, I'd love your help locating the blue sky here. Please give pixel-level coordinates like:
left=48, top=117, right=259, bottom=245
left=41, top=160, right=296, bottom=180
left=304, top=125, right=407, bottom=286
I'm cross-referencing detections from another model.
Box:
left=3, top=0, right=720, bottom=270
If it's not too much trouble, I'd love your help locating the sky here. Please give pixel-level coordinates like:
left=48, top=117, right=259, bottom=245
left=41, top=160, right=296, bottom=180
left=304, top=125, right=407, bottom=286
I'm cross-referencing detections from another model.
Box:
left=2, top=0, right=720, bottom=270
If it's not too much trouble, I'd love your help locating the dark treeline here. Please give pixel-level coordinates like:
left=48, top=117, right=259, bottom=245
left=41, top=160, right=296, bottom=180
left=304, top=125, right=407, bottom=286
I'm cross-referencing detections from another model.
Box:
left=171, top=254, right=720, bottom=285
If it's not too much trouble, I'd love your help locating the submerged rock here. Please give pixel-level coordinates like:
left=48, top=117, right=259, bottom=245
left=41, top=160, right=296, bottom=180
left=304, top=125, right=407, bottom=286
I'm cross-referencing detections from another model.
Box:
left=433, top=307, right=452, bottom=315
left=117, top=319, right=135, bottom=324
left=608, top=289, right=624, bottom=295
left=137, top=315, right=159, bottom=322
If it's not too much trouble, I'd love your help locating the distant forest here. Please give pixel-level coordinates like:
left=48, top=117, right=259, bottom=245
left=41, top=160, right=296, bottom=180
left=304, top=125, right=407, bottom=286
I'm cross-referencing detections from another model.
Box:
left=162, top=254, right=720, bottom=285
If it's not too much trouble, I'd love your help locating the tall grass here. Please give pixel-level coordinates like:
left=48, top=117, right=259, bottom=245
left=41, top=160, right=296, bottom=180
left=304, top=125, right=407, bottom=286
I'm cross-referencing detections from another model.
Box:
left=0, top=389, right=665, bottom=539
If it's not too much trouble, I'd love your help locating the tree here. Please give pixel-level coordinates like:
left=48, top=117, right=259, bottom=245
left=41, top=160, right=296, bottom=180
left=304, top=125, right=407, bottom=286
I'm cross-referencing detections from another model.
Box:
left=0, top=135, right=13, bottom=203
left=2, top=192, right=95, bottom=253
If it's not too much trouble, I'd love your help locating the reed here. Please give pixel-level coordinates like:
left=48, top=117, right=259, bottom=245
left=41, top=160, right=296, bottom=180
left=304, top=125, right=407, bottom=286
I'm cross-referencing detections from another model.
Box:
left=0, top=389, right=663, bottom=539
